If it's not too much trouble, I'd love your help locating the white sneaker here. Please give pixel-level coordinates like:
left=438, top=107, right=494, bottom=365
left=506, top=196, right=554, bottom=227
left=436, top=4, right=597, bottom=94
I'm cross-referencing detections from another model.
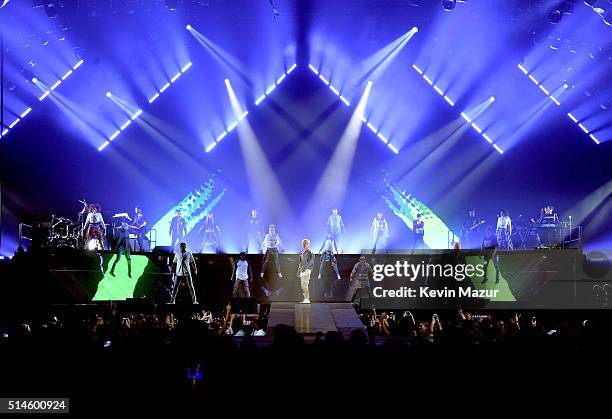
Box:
left=301, top=298, right=310, bottom=304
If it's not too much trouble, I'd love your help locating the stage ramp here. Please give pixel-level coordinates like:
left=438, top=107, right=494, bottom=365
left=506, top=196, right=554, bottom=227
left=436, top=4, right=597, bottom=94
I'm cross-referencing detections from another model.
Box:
left=267, top=303, right=365, bottom=338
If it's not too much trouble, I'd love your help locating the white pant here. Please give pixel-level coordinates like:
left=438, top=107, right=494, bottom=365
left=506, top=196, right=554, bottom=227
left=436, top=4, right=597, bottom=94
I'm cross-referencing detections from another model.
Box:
left=300, top=269, right=311, bottom=289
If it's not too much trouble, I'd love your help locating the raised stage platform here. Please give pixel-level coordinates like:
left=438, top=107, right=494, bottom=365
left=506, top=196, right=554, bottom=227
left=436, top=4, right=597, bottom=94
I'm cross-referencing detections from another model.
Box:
left=267, top=303, right=365, bottom=338
left=2, top=247, right=609, bottom=309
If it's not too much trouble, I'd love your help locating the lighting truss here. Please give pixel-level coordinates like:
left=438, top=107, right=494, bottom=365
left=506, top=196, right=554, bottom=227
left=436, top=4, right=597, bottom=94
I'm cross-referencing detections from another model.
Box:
left=517, top=64, right=565, bottom=106
left=308, top=64, right=398, bottom=154
left=206, top=63, right=297, bottom=152
left=98, top=62, right=192, bottom=151
left=517, top=64, right=598, bottom=144
left=413, top=64, right=503, bottom=154
left=567, top=112, right=600, bottom=144
left=0, top=60, right=84, bottom=140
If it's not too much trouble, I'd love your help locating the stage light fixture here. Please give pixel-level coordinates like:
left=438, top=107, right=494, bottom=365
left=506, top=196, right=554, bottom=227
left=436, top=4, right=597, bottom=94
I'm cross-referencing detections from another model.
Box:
left=442, top=0, right=456, bottom=11
left=186, top=24, right=192, bottom=30
left=44, top=1, right=58, bottom=18
left=549, top=9, right=562, bottom=24
left=105, top=92, right=112, bottom=98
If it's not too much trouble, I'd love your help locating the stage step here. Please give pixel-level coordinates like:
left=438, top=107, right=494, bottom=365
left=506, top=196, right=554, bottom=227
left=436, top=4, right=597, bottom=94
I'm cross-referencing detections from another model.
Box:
left=267, top=302, right=364, bottom=338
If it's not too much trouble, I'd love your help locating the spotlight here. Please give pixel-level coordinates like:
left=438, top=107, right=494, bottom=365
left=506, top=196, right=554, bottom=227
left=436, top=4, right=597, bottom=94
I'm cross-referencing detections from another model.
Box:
left=31, top=77, right=38, bottom=83
left=224, top=78, right=230, bottom=86
left=105, top=92, right=112, bottom=98
left=185, top=24, right=192, bottom=30
left=489, top=96, right=496, bottom=103
left=442, top=0, right=456, bottom=11
left=367, top=80, right=373, bottom=87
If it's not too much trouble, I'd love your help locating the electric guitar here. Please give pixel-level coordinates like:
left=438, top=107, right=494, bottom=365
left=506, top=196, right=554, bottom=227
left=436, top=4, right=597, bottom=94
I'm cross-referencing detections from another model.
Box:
left=462, top=220, right=485, bottom=237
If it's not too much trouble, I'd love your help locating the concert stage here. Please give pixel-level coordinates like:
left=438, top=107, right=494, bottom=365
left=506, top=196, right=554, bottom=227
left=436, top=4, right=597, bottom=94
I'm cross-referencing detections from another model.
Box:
left=267, top=302, right=365, bottom=338
left=1, top=247, right=609, bottom=310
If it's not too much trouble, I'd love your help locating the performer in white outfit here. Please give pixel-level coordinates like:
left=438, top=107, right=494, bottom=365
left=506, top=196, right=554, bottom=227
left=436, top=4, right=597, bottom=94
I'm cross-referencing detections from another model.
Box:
left=260, top=224, right=285, bottom=279
left=82, top=203, right=106, bottom=250
left=232, top=252, right=252, bottom=298
left=171, top=242, right=198, bottom=304
left=496, top=209, right=513, bottom=250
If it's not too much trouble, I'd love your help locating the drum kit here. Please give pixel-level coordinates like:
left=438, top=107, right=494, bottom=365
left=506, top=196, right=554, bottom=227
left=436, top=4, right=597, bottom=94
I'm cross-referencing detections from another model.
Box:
left=47, top=215, right=82, bottom=248
left=43, top=211, right=154, bottom=251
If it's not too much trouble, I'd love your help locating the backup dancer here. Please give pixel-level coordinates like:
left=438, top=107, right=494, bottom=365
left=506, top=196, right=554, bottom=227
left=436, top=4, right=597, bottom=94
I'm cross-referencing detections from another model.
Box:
left=171, top=242, right=198, bottom=304
left=412, top=213, right=425, bottom=250
left=297, top=239, right=314, bottom=304
left=326, top=208, right=346, bottom=253
left=318, top=235, right=341, bottom=299
left=245, top=209, right=265, bottom=253
left=371, top=212, right=389, bottom=254
left=199, top=212, right=221, bottom=253
left=481, top=226, right=500, bottom=284
left=169, top=209, right=187, bottom=251
left=231, top=252, right=252, bottom=298
left=349, top=255, right=374, bottom=304
left=260, top=224, right=285, bottom=279
left=110, top=222, right=131, bottom=278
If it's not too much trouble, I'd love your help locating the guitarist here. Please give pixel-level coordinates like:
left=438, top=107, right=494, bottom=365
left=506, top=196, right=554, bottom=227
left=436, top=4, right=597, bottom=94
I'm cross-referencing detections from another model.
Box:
left=461, top=208, right=483, bottom=249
